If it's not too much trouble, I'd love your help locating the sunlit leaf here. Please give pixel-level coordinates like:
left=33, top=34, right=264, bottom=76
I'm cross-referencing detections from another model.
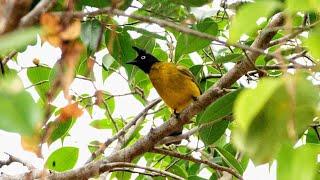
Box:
left=277, top=144, right=320, bottom=180
left=198, top=90, right=240, bottom=145
left=233, top=73, right=319, bottom=164
left=286, top=0, right=320, bottom=12
left=134, top=35, right=156, bottom=53
left=304, top=26, right=320, bottom=60
left=27, top=66, right=51, bottom=101
left=175, top=18, right=218, bottom=60
left=48, top=119, right=76, bottom=144
left=229, top=1, right=281, bottom=42
left=45, top=147, right=79, bottom=172
left=0, top=76, right=42, bottom=135
left=0, top=27, right=39, bottom=55
left=216, top=147, right=244, bottom=174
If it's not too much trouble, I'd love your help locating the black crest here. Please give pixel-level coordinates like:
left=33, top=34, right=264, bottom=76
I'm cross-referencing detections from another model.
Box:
left=127, top=46, right=159, bottom=73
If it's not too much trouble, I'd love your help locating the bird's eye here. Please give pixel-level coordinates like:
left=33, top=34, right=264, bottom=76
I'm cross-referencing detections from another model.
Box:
left=141, top=56, right=146, bottom=60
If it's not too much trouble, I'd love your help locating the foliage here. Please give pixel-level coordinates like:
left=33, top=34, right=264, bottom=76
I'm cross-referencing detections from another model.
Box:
left=0, top=0, right=319, bottom=179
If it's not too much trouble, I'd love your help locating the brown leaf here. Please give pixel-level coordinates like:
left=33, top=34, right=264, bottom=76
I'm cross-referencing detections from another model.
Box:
left=21, top=134, right=40, bottom=156
left=60, top=20, right=81, bottom=41
left=58, top=102, right=83, bottom=122
left=95, top=90, right=104, bottom=106
left=60, top=42, right=84, bottom=100
left=40, top=13, right=62, bottom=35
left=87, top=56, right=95, bottom=73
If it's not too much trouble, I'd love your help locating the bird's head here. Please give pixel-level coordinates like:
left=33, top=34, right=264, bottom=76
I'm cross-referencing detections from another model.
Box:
left=127, top=46, right=159, bottom=73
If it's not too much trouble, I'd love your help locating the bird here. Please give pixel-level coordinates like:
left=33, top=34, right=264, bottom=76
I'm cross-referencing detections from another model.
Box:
left=127, top=46, right=201, bottom=142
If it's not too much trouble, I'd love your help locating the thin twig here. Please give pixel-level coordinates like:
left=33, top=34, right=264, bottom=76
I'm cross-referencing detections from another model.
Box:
left=151, top=148, right=243, bottom=180
left=59, top=8, right=277, bottom=58
left=158, top=116, right=229, bottom=145
left=25, top=80, right=49, bottom=89
left=85, top=98, right=161, bottom=163
left=109, top=168, right=164, bottom=178
left=104, top=162, right=184, bottom=180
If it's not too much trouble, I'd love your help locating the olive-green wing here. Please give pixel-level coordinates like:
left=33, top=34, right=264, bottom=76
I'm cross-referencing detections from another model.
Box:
left=177, top=65, right=202, bottom=94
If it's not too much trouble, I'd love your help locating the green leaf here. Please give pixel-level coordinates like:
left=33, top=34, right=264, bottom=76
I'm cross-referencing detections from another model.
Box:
left=90, top=119, right=109, bottom=129
left=277, top=144, right=320, bottom=180
left=215, top=147, right=244, bottom=174
left=91, top=118, right=124, bottom=133
left=45, top=147, right=79, bottom=172
left=104, top=28, right=136, bottom=79
left=187, top=163, right=200, bottom=176
left=153, top=46, right=168, bottom=61
left=286, top=0, right=320, bottom=12
left=306, top=127, right=320, bottom=144
left=48, top=119, right=75, bottom=144
left=88, top=141, right=102, bottom=153
left=215, top=53, right=244, bottom=64
left=102, top=54, right=115, bottom=70
left=175, top=18, right=218, bottom=60
left=27, top=66, right=51, bottom=101
left=76, top=0, right=109, bottom=9
left=304, top=25, right=320, bottom=60
left=188, top=176, right=207, bottom=180
left=76, top=49, right=91, bottom=77
left=0, top=76, right=42, bottom=135
left=80, top=19, right=103, bottom=55
left=168, top=164, right=188, bottom=179
left=76, top=0, right=132, bottom=10
left=199, top=120, right=229, bottom=145
left=184, top=0, right=211, bottom=7
left=229, top=1, right=281, bottom=42
left=198, top=90, right=240, bottom=145
left=104, top=96, right=115, bottom=114
left=134, top=35, right=156, bottom=53
left=198, top=90, right=240, bottom=124
left=125, top=26, right=166, bottom=40
left=0, top=27, right=39, bottom=55
left=233, top=73, right=320, bottom=164
left=189, top=65, right=203, bottom=78
left=111, top=171, right=132, bottom=180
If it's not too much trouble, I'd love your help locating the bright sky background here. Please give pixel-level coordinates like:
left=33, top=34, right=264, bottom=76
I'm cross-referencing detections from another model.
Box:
left=0, top=0, right=277, bottom=179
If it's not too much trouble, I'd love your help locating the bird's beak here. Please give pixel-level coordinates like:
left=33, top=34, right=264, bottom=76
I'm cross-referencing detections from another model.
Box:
left=126, top=61, right=137, bottom=65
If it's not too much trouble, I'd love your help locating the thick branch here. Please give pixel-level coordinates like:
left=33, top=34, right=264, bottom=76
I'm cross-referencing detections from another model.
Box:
left=47, top=12, right=285, bottom=180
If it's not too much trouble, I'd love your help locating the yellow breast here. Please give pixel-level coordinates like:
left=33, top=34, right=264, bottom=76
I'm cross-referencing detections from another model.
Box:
left=149, top=62, right=201, bottom=113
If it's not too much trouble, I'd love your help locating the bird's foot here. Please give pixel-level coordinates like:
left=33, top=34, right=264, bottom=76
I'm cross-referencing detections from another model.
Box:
left=192, top=96, right=199, bottom=101
left=173, top=110, right=180, bottom=119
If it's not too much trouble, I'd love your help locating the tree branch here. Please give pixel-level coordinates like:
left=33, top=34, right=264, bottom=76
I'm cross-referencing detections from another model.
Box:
left=157, top=117, right=229, bottom=145
left=45, top=12, right=285, bottom=180
left=150, top=147, right=243, bottom=180
left=0, top=0, right=32, bottom=34
left=58, top=8, right=278, bottom=58
left=19, top=0, right=57, bottom=27
left=85, top=98, right=161, bottom=163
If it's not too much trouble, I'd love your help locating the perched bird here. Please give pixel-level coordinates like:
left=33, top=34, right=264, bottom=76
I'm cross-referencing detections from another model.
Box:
left=127, top=47, right=201, bottom=141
